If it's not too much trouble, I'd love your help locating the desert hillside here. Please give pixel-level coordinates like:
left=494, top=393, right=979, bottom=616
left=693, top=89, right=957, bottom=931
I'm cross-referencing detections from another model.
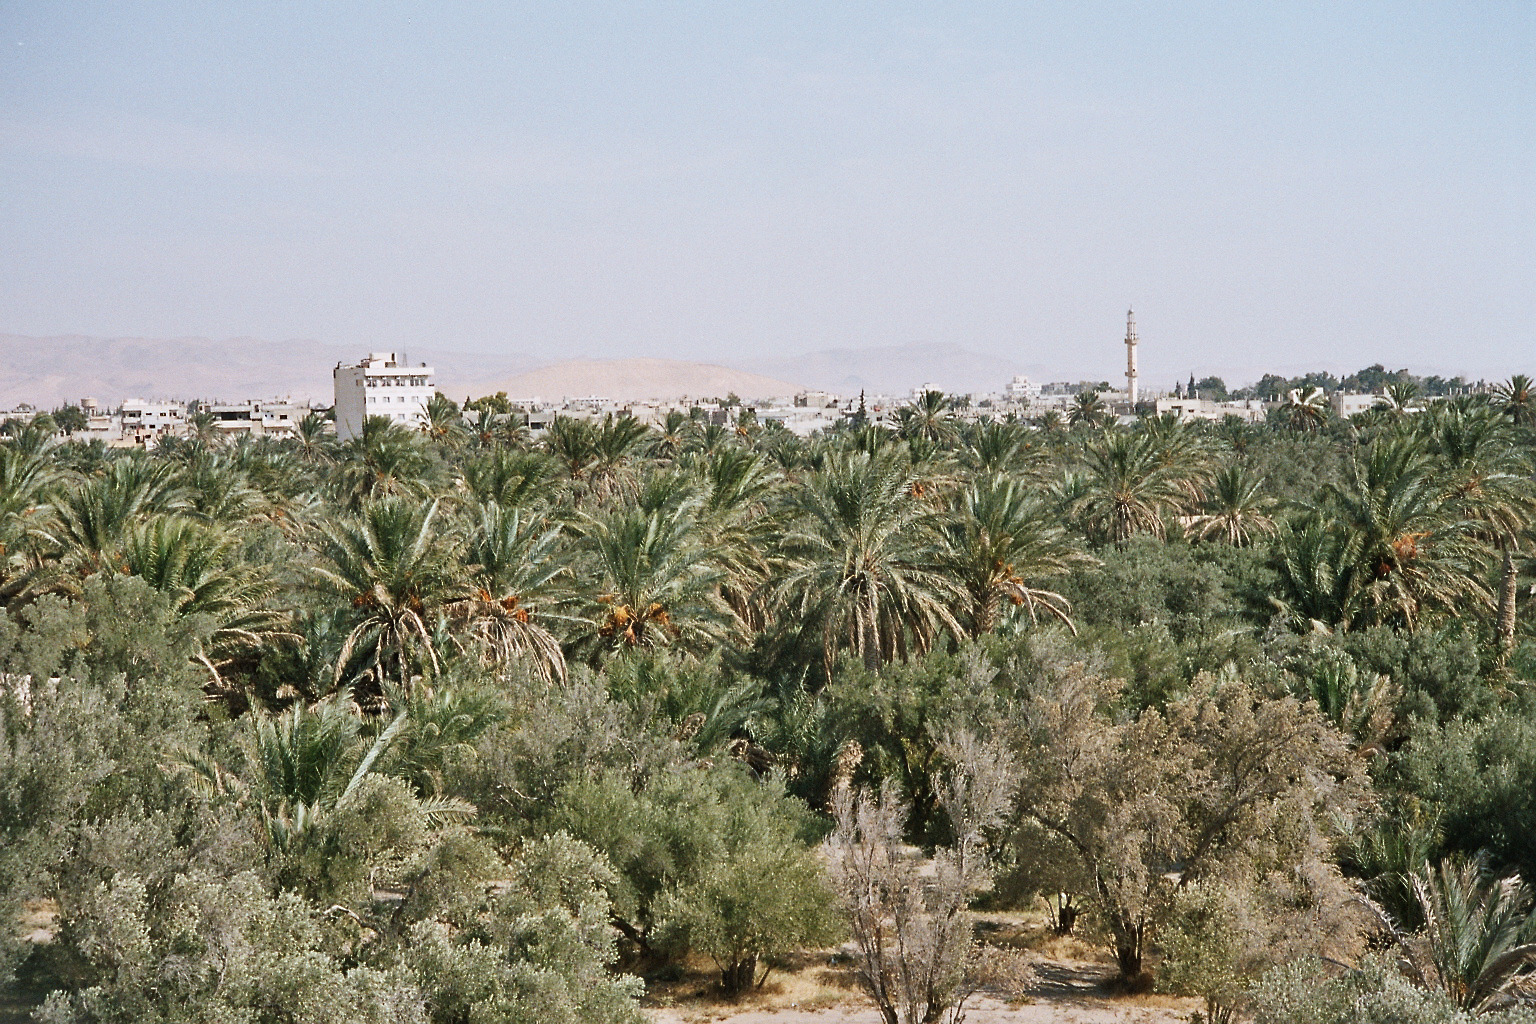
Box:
left=746, top=342, right=1030, bottom=396
left=470, top=358, right=803, bottom=403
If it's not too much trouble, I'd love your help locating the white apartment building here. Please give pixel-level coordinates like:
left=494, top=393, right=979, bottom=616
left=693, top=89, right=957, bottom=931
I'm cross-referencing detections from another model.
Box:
left=333, top=352, right=435, bottom=441
left=119, top=399, right=185, bottom=446
left=1006, top=375, right=1041, bottom=402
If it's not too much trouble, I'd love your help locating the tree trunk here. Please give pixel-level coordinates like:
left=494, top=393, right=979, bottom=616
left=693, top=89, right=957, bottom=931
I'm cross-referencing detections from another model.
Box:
left=721, top=955, right=757, bottom=995
left=1108, top=907, right=1144, bottom=983
left=1498, top=549, right=1518, bottom=657
left=860, top=609, right=883, bottom=672
left=973, top=588, right=997, bottom=636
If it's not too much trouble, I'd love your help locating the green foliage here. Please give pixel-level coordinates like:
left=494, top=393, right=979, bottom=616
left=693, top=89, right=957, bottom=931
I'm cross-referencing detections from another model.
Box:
left=37, top=870, right=425, bottom=1024
left=653, top=803, right=840, bottom=992
left=1250, top=956, right=1536, bottom=1024
left=1390, top=713, right=1536, bottom=883
left=548, top=764, right=824, bottom=964
left=1, top=373, right=1533, bottom=1016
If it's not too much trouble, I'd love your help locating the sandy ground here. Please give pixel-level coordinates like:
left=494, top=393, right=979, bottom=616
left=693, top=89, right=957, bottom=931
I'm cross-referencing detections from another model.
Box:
left=646, top=995, right=1195, bottom=1024
left=643, top=953, right=1199, bottom=1024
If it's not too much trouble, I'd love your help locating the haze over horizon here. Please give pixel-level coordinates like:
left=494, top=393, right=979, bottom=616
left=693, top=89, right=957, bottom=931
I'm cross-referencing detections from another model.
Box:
left=2, top=3, right=1532, bottom=385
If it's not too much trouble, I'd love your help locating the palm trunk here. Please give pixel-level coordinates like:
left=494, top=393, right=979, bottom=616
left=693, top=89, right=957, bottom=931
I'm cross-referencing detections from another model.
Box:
left=861, top=596, right=883, bottom=672
left=1497, top=549, right=1518, bottom=658
left=973, top=587, right=997, bottom=636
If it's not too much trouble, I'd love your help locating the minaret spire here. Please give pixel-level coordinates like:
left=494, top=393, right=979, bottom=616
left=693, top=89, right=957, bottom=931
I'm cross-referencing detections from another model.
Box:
left=1124, top=308, right=1139, bottom=406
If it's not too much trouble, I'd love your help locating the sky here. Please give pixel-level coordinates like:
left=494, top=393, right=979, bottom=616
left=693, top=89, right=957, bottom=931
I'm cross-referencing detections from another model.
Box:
left=1, top=2, right=1532, bottom=385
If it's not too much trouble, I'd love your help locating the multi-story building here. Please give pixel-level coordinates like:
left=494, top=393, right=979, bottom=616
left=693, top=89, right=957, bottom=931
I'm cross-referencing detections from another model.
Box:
left=333, top=352, right=434, bottom=441
left=119, top=399, right=186, bottom=446
left=203, top=399, right=313, bottom=439
left=1006, top=375, right=1040, bottom=403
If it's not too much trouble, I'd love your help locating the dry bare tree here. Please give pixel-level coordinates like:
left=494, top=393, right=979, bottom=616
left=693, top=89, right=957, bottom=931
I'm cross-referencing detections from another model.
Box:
left=824, top=731, right=1019, bottom=1024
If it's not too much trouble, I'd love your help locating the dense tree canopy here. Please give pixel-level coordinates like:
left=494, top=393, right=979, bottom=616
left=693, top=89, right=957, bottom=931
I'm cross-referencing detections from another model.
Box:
left=1, top=383, right=1534, bottom=1019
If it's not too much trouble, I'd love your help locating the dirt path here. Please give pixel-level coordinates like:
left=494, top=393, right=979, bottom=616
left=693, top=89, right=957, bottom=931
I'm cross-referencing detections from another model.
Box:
left=646, top=994, right=1194, bottom=1024
left=644, top=956, right=1198, bottom=1024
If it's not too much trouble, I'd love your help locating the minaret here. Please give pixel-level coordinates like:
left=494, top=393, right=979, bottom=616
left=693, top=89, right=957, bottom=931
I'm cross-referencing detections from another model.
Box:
left=1124, top=308, right=1139, bottom=406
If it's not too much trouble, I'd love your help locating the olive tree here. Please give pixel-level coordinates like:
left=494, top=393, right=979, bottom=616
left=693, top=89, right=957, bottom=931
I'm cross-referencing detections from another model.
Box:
left=1008, top=652, right=1367, bottom=984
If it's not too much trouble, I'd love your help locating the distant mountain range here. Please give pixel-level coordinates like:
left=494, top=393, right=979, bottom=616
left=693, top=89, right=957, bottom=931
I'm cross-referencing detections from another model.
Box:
left=1, top=333, right=1048, bottom=409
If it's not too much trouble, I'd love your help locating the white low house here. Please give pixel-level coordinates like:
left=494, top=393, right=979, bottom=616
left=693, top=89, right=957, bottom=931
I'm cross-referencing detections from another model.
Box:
left=1330, top=392, right=1381, bottom=418
left=203, top=399, right=313, bottom=439
left=1154, top=396, right=1268, bottom=423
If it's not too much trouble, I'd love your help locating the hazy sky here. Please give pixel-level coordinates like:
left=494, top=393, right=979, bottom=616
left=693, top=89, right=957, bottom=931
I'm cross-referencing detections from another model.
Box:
left=2, top=2, right=1532, bottom=384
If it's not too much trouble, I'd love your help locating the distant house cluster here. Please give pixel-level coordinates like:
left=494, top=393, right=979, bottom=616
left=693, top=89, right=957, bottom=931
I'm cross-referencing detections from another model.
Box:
left=315, top=352, right=1445, bottom=440
left=0, top=325, right=1487, bottom=449
left=0, top=396, right=321, bottom=448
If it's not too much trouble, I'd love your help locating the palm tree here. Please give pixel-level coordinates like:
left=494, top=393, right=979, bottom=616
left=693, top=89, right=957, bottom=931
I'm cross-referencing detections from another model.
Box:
left=1067, top=391, right=1106, bottom=428
left=1278, top=386, right=1330, bottom=432
left=1138, top=413, right=1218, bottom=505
left=1492, top=374, right=1535, bottom=427
left=686, top=447, right=781, bottom=626
left=1184, top=464, right=1278, bottom=545
left=957, top=419, right=1042, bottom=476
left=1070, top=429, right=1194, bottom=543
left=423, top=392, right=467, bottom=447
left=1292, top=654, right=1398, bottom=746
left=465, top=405, right=527, bottom=449
left=766, top=450, right=963, bottom=675
left=0, top=444, right=60, bottom=602
left=178, top=454, right=268, bottom=524
left=939, top=473, right=1093, bottom=635
left=895, top=390, right=958, bottom=445
left=543, top=415, right=599, bottom=481
left=292, top=411, right=335, bottom=464
left=652, top=410, right=700, bottom=461
left=1324, top=438, right=1493, bottom=630
left=459, top=449, right=557, bottom=508
left=229, top=694, right=470, bottom=856
left=573, top=494, right=734, bottom=655
left=48, top=456, right=188, bottom=576
left=121, top=515, right=284, bottom=671
left=1423, top=403, right=1536, bottom=654
left=1375, top=380, right=1423, bottom=418
left=1034, top=410, right=1066, bottom=436
left=310, top=497, right=462, bottom=691
left=1272, top=515, right=1361, bottom=630
left=185, top=409, right=223, bottom=445
left=1365, top=856, right=1536, bottom=1012
left=694, top=422, right=735, bottom=455
left=453, top=501, right=569, bottom=681
left=333, top=416, right=435, bottom=509
left=732, top=406, right=762, bottom=445
left=586, top=414, right=652, bottom=500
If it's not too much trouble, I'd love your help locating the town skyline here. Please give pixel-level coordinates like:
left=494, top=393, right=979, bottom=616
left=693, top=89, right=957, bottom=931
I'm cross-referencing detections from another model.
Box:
left=0, top=329, right=1513, bottom=413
